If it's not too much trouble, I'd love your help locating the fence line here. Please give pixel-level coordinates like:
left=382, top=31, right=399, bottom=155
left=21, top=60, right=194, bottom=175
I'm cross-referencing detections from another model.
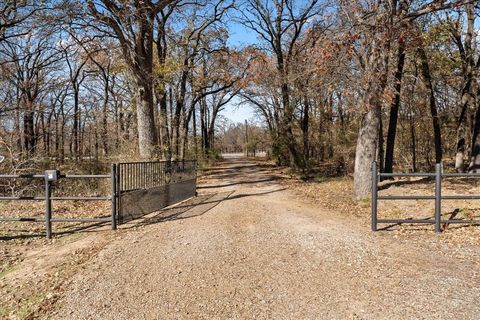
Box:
left=371, top=161, right=480, bottom=233
left=0, top=160, right=197, bottom=239
left=0, top=165, right=117, bottom=239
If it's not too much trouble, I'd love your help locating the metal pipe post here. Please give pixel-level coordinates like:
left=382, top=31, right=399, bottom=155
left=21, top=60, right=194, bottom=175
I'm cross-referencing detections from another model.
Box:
left=371, top=161, right=378, bottom=232
left=111, top=164, right=117, bottom=230
left=435, top=163, right=442, bottom=233
left=44, top=174, right=52, bottom=239
left=194, top=161, right=198, bottom=197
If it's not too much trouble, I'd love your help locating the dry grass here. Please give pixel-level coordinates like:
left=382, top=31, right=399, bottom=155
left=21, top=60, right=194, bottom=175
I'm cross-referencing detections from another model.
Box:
left=0, top=189, right=115, bottom=318
left=0, top=198, right=112, bottom=317
left=282, top=174, right=480, bottom=246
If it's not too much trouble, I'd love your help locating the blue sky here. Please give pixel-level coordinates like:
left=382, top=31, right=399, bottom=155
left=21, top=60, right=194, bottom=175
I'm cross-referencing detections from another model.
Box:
left=222, top=96, right=256, bottom=124
left=221, top=21, right=258, bottom=123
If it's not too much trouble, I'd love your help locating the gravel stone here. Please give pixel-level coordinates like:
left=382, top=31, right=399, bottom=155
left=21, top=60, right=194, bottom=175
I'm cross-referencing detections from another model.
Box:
left=46, top=158, right=480, bottom=319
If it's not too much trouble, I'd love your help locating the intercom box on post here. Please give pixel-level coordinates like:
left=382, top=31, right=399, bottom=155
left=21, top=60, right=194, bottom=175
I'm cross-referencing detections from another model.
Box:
left=45, top=170, right=60, bottom=182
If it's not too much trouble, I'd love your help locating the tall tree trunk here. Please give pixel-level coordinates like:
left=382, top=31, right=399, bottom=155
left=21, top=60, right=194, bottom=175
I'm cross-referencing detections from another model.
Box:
left=80, top=119, right=86, bottom=159
left=87, top=1, right=165, bottom=160
left=419, top=47, right=442, bottom=164
left=114, top=100, right=120, bottom=151
left=451, top=4, right=476, bottom=172
left=136, top=78, right=158, bottom=159
left=353, top=39, right=388, bottom=199
left=54, top=115, right=59, bottom=158
left=23, top=101, right=35, bottom=156
left=102, top=79, right=109, bottom=157
left=94, top=117, right=99, bottom=160
left=73, top=87, right=80, bottom=159
left=354, top=104, right=382, bottom=199
left=41, top=111, right=47, bottom=154
left=60, top=120, right=65, bottom=161
left=465, top=3, right=479, bottom=172
left=280, top=81, right=302, bottom=168
left=302, top=98, right=310, bottom=162
left=46, top=111, right=54, bottom=156
left=469, top=98, right=480, bottom=172
left=245, top=120, right=248, bottom=156
left=200, top=96, right=208, bottom=153
left=409, top=111, right=417, bottom=172
left=159, top=91, right=171, bottom=160
left=207, top=126, right=215, bottom=154
left=156, top=15, right=172, bottom=161
left=384, top=39, right=406, bottom=173
left=193, top=105, right=198, bottom=158
left=14, top=87, right=22, bottom=154
left=173, top=60, right=189, bottom=159
left=378, top=113, right=384, bottom=173
left=181, top=104, right=195, bottom=161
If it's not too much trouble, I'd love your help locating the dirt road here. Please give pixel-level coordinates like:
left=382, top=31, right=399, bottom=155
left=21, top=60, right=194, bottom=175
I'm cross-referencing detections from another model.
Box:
left=47, top=158, right=480, bottom=319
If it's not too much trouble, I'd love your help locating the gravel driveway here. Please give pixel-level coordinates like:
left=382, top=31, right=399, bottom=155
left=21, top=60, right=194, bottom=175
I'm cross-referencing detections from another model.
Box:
left=47, top=158, right=480, bottom=319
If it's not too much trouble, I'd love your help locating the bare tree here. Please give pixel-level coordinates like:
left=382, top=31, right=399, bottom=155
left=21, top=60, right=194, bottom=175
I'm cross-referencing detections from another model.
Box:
left=348, top=0, right=473, bottom=199
left=86, top=0, right=175, bottom=158
left=0, top=1, right=38, bottom=43
left=240, top=0, right=323, bottom=168
left=1, top=32, right=60, bottom=155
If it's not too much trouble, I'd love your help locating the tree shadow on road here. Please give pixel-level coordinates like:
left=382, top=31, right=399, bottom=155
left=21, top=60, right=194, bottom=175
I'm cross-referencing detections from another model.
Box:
left=125, top=188, right=286, bottom=228
left=0, top=188, right=287, bottom=240
left=0, top=220, right=111, bottom=241
left=198, top=177, right=281, bottom=189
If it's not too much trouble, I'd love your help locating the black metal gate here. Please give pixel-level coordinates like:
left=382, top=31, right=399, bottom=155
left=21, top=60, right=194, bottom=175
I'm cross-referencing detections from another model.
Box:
left=116, top=160, right=197, bottom=224
left=0, top=161, right=197, bottom=238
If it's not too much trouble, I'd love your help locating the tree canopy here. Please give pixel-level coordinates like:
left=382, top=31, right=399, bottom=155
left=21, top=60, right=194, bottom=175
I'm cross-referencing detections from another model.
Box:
left=0, top=0, right=479, bottom=198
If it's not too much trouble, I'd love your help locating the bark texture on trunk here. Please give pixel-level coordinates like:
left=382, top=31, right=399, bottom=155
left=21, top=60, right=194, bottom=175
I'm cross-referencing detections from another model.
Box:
left=409, top=112, right=417, bottom=172
left=469, top=84, right=480, bottom=172
left=419, top=47, right=442, bottom=164
left=353, top=33, right=388, bottom=199
left=302, top=98, right=310, bottom=162
left=469, top=107, right=480, bottom=172
left=354, top=105, right=382, bottom=199
left=136, top=79, right=158, bottom=159
left=159, top=91, right=171, bottom=160
left=384, top=40, right=406, bottom=173
left=455, top=4, right=476, bottom=172
left=23, top=101, right=35, bottom=155
left=280, top=82, right=302, bottom=168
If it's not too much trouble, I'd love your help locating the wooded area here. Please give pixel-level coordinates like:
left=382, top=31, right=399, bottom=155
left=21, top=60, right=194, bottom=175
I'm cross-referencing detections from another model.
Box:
left=0, top=0, right=479, bottom=199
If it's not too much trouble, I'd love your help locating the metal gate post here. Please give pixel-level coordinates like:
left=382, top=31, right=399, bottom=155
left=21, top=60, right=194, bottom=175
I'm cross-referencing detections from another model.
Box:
left=111, top=164, right=117, bottom=230
left=44, top=173, right=52, bottom=239
left=371, top=161, right=378, bottom=232
left=435, top=163, right=442, bottom=233
left=194, top=161, right=198, bottom=197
